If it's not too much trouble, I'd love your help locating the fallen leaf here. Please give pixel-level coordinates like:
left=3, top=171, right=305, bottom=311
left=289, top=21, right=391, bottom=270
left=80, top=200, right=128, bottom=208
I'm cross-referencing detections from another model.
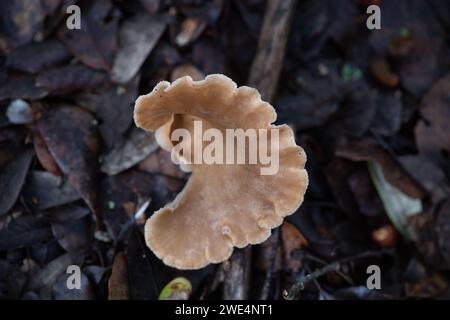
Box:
left=75, top=78, right=139, bottom=150
left=368, top=161, right=422, bottom=241
left=159, top=277, right=192, bottom=300
left=23, top=171, right=81, bottom=210
left=29, top=252, right=83, bottom=292
left=325, top=85, right=377, bottom=140
left=53, top=270, right=95, bottom=300
left=48, top=206, right=91, bottom=222
left=415, top=73, right=450, bottom=160
left=84, top=265, right=108, bottom=286
left=36, top=105, right=103, bottom=227
left=0, top=148, right=33, bottom=216
left=100, top=126, right=158, bottom=175
left=36, top=64, right=110, bottom=95
left=336, top=139, right=426, bottom=199
left=32, top=127, right=62, bottom=176
left=51, top=214, right=94, bottom=253
left=108, top=251, right=129, bottom=300
left=0, top=215, right=52, bottom=250
left=0, top=75, right=48, bottom=101
left=400, top=154, right=449, bottom=203
left=347, top=165, right=385, bottom=217
left=125, top=227, right=161, bottom=299
left=276, top=64, right=344, bottom=130
left=138, top=147, right=185, bottom=179
left=58, top=0, right=119, bottom=71
left=369, top=0, right=444, bottom=96
left=369, top=55, right=399, bottom=87
left=370, top=91, right=403, bottom=136
left=6, top=39, right=71, bottom=73
left=0, top=0, right=46, bottom=51
left=111, top=13, right=166, bottom=84
left=175, top=18, right=206, bottom=47
left=281, top=222, right=308, bottom=273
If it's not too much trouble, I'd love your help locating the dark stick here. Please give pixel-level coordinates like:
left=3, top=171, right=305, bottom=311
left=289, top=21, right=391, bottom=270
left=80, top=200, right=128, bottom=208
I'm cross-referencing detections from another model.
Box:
left=259, top=228, right=281, bottom=299
left=282, top=249, right=393, bottom=300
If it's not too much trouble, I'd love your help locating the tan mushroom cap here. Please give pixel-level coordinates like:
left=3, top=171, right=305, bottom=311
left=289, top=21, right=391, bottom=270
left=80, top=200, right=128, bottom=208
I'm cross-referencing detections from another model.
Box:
left=134, top=74, right=308, bottom=269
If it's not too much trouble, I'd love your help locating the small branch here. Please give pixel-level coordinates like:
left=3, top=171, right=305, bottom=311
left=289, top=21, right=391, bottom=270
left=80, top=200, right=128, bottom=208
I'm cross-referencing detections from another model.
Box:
left=259, top=228, right=281, bottom=299
left=283, top=250, right=393, bottom=300
left=247, top=0, right=296, bottom=101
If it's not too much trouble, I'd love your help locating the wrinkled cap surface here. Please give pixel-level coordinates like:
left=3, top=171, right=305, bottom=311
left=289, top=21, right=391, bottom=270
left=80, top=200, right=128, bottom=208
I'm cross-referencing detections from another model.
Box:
left=134, top=74, right=308, bottom=269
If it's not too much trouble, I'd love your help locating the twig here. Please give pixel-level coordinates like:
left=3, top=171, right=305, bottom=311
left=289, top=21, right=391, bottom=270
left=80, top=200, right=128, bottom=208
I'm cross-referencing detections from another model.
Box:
left=259, top=228, right=281, bottom=299
left=222, top=0, right=296, bottom=300
left=247, top=0, right=296, bottom=101
left=282, top=249, right=394, bottom=300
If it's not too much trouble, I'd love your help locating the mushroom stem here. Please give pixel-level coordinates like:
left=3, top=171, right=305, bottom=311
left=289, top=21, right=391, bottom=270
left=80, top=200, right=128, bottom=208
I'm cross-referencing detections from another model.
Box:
left=223, top=0, right=297, bottom=299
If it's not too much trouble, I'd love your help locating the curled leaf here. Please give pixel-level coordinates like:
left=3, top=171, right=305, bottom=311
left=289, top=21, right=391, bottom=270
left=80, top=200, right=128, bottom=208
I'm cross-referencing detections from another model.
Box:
left=159, top=277, right=192, bottom=300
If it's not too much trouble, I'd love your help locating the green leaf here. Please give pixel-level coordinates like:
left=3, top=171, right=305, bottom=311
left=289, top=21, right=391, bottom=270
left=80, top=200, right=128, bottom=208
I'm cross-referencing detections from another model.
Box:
left=368, top=161, right=422, bottom=241
left=159, top=277, right=192, bottom=300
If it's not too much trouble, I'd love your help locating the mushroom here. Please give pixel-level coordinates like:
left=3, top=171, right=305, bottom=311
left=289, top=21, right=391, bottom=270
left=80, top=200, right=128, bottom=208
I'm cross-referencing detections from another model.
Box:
left=134, top=74, right=308, bottom=269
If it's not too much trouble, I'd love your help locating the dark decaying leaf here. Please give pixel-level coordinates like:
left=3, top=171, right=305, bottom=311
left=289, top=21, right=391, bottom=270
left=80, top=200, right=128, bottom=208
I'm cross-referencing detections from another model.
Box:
left=29, top=252, right=84, bottom=292
left=30, top=239, right=66, bottom=267
left=400, top=155, right=450, bottom=204
left=288, top=0, right=358, bottom=62
left=0, top=75, right=48, bottom=101
left=6, top=39, right=71, bottom=73
left=51, top=214, right=94, bottom=253
left=281, top=222, right=308, bottom=273
left=125, top=227, right=161, bottom=299
left=100, top=126, right=158, bottom=175
left=0, top=0, right=46, bottom=51
left=370, top=91, right=403, bottom=136
left=111, top=13, right=166, bottom=84
left=324, top=158, right=362, bottom=220
left=32, top=126, right=62, bottom=176
left=48, top=205, right=91, bottom=222
left=23, top=171, right=81, bottom=210
left=101, top=169, right=184, bottom=240
left=347, top=165, right=385, bottom=218
left=0, top=215, right=52, bottom=250
left=324, top=85, right=377, bottom=142
left=415, top=73, right=450, bottom=161
left=36, top=64, right=110, bottom=95
left=336, top=139, right=426, bottom=199
left=84, top=265, right=108, bottom=287
left=108, top=251, right=129, bottom=300
left=0, top=148, right=33, bottom=216
left=275, top=64, right=344, bottom=129
left=58, top=0, right=119, bottom=71
left=369, top=0, right=445, bottom=97
left=75, top=78, right=139, bottom=150
left=100, top=175, right=135, bottom=241
left=369, top=55, right=399, bottom=88
left=53, top=270, right=95, bottom=300
left=36, top=105, right=102, bottom=226
left=139, top=147, right=186, bottom=179
left=191, top=38, right=226, bottom=75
